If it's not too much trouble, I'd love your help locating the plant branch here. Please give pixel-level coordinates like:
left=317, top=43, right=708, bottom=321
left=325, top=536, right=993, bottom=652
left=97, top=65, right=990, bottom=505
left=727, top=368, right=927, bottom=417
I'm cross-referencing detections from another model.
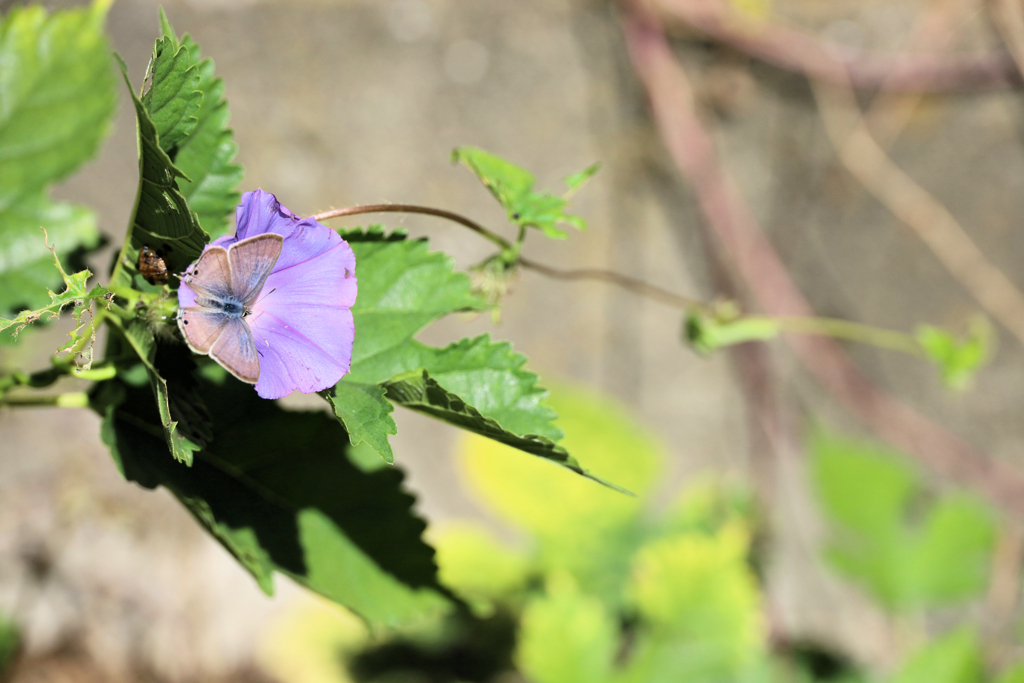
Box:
left=311, top=203, right=513, bottom=250
left=811, top=80, right=1024, bottom=349
left=650, top=0, right=1018, bottom=92
left=620, top=4, right=1024, bottom=518
left=990, top=0, right=1024, bottom=78
left=0, top=391, right=89, bottom=408
left=516, top=256, right=708, bottom=310
left=773, top=316, right=924, bottom=357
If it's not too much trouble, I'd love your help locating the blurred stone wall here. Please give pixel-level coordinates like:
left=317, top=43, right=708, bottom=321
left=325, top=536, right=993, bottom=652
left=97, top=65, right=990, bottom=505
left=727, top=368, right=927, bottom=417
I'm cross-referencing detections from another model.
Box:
left=3, top=0, right=1024, bottom=679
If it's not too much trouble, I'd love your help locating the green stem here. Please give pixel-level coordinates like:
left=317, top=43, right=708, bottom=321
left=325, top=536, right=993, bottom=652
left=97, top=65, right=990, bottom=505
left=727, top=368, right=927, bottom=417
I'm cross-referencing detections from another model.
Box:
left=772, top=315, right=924, bottom=357
left=0, top=391, right=90, bottom=408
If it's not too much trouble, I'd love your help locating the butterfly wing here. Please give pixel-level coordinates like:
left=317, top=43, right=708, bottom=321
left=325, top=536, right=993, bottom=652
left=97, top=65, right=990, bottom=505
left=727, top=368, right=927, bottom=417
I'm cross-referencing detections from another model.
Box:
left=228, top=234, right=284, bottom=304
left=178, top=307, right=232, bottom=354
left=183, top=246, right=234, bottom=302
left=209, top=316, right=261, bottom=383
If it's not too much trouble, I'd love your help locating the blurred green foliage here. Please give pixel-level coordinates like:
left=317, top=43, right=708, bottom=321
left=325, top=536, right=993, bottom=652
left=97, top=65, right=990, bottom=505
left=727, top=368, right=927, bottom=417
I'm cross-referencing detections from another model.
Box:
left=261, top=388, right=1013, bottom=683
left=916, top=319, right=991, bottom=390
left=809, top=430, right=996, bottom=611
left=0, top=614, right=19, bottom=676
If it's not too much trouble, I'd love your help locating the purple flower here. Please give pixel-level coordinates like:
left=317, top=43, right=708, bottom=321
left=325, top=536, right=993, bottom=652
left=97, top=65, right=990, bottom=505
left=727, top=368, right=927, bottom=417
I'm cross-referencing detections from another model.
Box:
left=178, top=189, right=357, bottom=399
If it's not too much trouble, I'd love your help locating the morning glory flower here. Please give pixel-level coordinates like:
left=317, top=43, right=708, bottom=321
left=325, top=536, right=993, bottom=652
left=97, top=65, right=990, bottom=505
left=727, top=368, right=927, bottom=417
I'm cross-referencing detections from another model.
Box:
left=178, top=189, right=357, bottom=399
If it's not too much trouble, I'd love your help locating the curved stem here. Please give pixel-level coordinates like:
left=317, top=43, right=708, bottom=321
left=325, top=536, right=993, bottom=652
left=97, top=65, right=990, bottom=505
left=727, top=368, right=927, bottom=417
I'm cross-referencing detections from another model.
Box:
left=312, top=204, right=513, bottom=251
left=517, top=256, right=708, bottom=311
left=313, top=202, right=920, bottom=354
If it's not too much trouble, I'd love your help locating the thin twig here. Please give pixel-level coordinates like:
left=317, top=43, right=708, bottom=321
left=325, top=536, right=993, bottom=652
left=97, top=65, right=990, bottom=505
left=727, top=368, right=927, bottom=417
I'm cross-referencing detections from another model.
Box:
left=311, top=203, right=513, bottom=250
left=313, top=202, right=709, bottom=309
left=621, top=5, right=1024, bottom=518
left=812, top=81, right=1024, bottom=349
left=517, top=256, right=706, bottom=310
left=650, top=0, right=1017, bottom=92
left=991, top=0, right=1024, bottom=77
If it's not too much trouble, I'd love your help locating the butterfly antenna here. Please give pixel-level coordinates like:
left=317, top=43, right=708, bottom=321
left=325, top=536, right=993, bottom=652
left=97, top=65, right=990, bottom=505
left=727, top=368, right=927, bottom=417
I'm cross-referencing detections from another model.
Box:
left=255, top=287, right=277, bottom=305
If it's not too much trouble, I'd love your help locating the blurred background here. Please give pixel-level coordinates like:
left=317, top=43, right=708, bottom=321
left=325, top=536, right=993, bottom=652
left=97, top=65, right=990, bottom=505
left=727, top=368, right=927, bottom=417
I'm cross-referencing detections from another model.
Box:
left=4, top=0, right=1024, bottom=680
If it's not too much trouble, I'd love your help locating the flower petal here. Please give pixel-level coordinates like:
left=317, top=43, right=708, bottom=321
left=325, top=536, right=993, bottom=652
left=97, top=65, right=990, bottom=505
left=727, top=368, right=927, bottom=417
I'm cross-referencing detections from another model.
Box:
left=249, top=305, right=354, bottom=399
left=259, top=240, right=357, bottom=310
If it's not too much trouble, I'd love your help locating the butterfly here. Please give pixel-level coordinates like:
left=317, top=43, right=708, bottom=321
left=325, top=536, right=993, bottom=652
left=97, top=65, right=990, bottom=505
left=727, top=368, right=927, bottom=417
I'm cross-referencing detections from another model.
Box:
left=176, top=233, right=284, bottom=383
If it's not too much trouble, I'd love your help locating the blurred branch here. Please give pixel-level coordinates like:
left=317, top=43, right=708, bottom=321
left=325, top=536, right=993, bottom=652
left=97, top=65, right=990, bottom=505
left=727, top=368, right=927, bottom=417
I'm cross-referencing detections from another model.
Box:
left=647, top=0, right=1018, bottom=92
left=991, top=0, right=1024, bottom=78
left=620, top=3, right=1024, bottom=517
left=812, top=82, right=1024, bottom=348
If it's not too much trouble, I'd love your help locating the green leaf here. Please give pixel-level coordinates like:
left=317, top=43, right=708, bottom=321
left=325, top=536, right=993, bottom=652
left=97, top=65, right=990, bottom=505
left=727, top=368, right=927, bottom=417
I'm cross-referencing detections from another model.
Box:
left=890, top=628, right=981, bottom=683
left=344, top=232, right=486, bottom=383
left=684, top=310, right=780, bottom=354
left=994, top=661, right=1024, bottom=683
left=348, top=334, right=562, bottom=443
left=141, top=35, right=201, bottom=153
left=515, top=574, right=618, bottom=683
left=385, top=370, right=627, bottom=492
left=916, top=321, right=990, bottom=390
left=0, top=1, right=116, bottom=211
left=104, top=317, right=201, bottom=466
left=114, top=55, right=208, bottom=284
left=0, top=613, right=19, bottom=675
left=0, top=194, right=99, bottom=313
left=564, top=163, right=601, bottom=193
left=0, top=1, right=116, bottom=314
left=452, top=146, right=591, bottom=239
left=411, top=335, right=562, bottom=441
left=458, top=384, right=660, bottom=604
left=433, top=522, right=529, bottom=609
left=625, top=526, right=763, bottom=680
left=810, top=429, right=996, bottom=610
left=0, top=246, right=107, bottom=340
left=337, top=231, right=613, bottom=486
left=91, top=367, right=450, bottom=627
left=161, top=13, right=243, bottom=238
left=321, top=381, right=396, bottom=465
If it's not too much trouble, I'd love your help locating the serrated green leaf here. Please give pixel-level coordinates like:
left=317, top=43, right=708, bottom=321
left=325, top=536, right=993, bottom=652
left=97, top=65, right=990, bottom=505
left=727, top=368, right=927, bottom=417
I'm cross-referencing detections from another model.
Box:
left=0, top=1, right=115, bottom=314
left=114, top=56, right=208, bottom=284
left=348, top=334, right=562, bottom=443
left=142, top=36, right=201, bottom=152
left=515, top=574, right=618, bottom=683
left=810, top=429, right=996, bottom=610
left=163, top=16, right=243, bottom=238
left=412, top=335, right=562, bottom=441
left=385, top=370, right=625, bottom=492
left=321, top=381, right=396, bottom=464
left=0, top=1, right=116, bottom=212
left=452, top=146, right=590, bottom=239
left=890, top=628, right=981, bottom=683
left=344, top=234, right=486, bottom=383
left=92, top=370, right=450, bottom=627
left=336, top=232, right=609, bottom=484
left=916, top=321, right=990, bottom=390
left=0, top=246, right=105, bottom=337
